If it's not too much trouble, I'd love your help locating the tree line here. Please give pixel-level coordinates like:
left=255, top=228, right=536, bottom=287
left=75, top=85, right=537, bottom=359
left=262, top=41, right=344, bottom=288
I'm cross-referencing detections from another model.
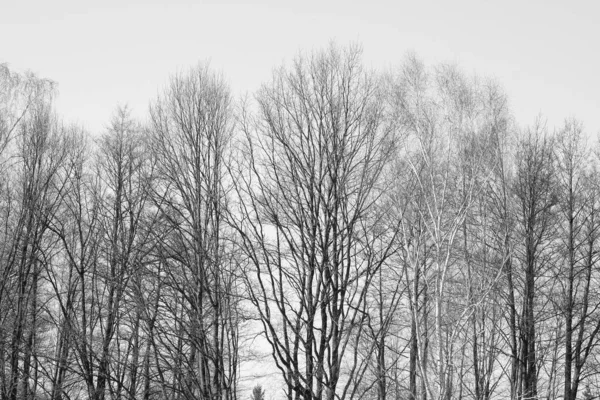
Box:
left=1, top=44, right=600, bottom=400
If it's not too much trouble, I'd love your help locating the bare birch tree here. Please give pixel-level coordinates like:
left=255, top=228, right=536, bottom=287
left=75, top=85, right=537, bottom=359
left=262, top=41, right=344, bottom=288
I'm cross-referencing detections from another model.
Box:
left=390, top=55, right=507, bottom=400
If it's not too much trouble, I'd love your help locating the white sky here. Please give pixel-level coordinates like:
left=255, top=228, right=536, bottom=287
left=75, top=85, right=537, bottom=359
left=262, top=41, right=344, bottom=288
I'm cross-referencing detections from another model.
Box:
left=1, top=0, right=599, bottom=135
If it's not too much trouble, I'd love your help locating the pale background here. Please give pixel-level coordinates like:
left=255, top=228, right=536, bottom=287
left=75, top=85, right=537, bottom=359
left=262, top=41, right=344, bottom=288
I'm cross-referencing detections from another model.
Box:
left=1, top=0, right=598, bottom=135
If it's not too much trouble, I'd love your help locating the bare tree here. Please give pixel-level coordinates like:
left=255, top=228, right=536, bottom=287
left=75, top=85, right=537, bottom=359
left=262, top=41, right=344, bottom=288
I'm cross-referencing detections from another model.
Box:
left=42, top=124, right=97, bottom=400
left=554, top=119, right=600, bottom=400
left=91, top=106, right=156, bottom=400
left=389, top=55, right=508, bottom=400
left=511, top=121, right=557, bottom=400
left=230, top=44, right=397, bottom=400
left=149, top=63, right=240, bottom=400
left=0, top=93, right=68, bottom=400
left=40, top=106, right=157, bottom=400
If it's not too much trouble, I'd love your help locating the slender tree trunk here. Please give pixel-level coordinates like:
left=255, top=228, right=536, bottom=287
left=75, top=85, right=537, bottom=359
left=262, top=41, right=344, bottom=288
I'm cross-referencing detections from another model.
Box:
left=409, top=264, right=420, bottom=400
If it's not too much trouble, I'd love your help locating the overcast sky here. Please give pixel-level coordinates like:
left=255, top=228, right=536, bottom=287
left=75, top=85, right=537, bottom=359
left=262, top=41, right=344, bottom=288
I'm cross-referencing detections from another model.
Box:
left=2, top=0, right=598, bottom=136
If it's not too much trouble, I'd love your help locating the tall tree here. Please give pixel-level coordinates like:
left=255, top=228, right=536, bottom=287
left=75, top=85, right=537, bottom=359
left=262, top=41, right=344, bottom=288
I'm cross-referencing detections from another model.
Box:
left=43, top=125, right=98, bottom=400
left=1, top=96, right=67, bottom=400
left=512, top=122, right=557, bottom=400
left=149, top=63, right=240, bottom=400
left=92, top=106, right=156, bottom=400
left=390, top=55, right=506, bottom=400
left=555, top=119, right=600, bottom=400
left=231, top=44, right=397, bottom=400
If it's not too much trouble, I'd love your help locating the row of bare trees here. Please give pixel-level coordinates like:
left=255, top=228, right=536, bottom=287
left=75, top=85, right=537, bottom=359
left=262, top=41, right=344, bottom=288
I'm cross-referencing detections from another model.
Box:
left=0, top=63, right=240, bottom=400
left=2, top=44, right=600, bottom=400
